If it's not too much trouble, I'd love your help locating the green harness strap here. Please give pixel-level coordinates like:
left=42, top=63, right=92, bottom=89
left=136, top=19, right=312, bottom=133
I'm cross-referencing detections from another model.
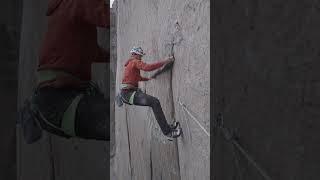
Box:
left=129, top=91, right=136, bottom=105
left=120, top=83, right=136, bottom=105
left=37, top=70, right=78, bottom=84
left=61, top=94, right=83, bottom=136
left=37, top=70, right=83, bottom=137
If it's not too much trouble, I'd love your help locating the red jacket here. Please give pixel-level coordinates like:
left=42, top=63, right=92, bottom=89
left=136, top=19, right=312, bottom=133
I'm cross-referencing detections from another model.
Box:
left=122, top=57, right=166, bottom=87
left=38, top=0, right=109, bottom=88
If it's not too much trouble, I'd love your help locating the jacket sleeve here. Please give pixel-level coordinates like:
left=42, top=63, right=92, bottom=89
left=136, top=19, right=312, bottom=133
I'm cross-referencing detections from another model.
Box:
left=77, top=0, right=109, bottom=28
left=135, top=61, right=166, bottom=71
left=93, top=46, right=109, bottom=63
left=140, top=76, right=150, bottom=81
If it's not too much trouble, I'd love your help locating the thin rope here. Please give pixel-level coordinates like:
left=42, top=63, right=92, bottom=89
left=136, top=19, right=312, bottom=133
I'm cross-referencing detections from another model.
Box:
left=231, top=143, right=243, bottom=180
left=232, top=140, right=273, bottom=180
left=177, top=99, right=210, bottom=137
left=216, top=115, right=273, bottom=180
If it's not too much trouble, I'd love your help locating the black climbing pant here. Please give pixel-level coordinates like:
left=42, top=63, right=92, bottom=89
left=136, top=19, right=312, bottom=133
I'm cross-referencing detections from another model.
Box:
left=75, top=90, right=109, bottom=141
left=121, top=89, right=171, bottom=135
left=33, top=85, right=109, bottom=141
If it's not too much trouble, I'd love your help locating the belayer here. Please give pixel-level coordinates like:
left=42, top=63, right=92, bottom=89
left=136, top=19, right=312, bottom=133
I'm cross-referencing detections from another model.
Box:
left=116, top=47, right=182, bottom=140
left=19, top=0, right=110, bottom=143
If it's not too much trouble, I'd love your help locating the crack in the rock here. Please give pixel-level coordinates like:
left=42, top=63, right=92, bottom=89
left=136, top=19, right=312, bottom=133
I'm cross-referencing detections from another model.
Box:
left=169, top=37, right=182, bottom=180
left=48, top=136, right=56, bottom=180
left=150, top=150, right=153, bottom=180
left=124, top=109, right=133, bottom=178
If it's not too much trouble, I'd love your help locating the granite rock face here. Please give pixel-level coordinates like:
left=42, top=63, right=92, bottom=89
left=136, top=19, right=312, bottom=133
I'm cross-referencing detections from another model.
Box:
left=213, top=1, right=320, bottom=180
left=113, top=0, right=210, bottom=179
left=0, top=0, right=22, bottom=179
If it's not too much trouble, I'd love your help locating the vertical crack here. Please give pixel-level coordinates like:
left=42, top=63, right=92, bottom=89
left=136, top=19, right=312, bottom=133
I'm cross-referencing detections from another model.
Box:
left=48, top=136, right=56, bottom=180
left=124, top=109, right=133, bottom=178
left=169, top=40, right=181, bottom=180
left=150, top=150, right=153, bottom=180
left=169, top=43, right=176, bottom=122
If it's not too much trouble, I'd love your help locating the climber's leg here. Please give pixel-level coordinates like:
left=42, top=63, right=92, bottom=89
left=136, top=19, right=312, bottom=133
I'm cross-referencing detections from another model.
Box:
left=132, top=91, right=171, bottom=135
left=74, top=90, right=110, bottom=141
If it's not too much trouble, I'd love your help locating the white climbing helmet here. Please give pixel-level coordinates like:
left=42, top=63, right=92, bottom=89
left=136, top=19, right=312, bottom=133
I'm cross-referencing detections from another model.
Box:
left=130, top=47, right=146, bottom=56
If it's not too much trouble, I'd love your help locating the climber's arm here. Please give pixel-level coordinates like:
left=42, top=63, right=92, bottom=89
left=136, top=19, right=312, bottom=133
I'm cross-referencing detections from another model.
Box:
left=140, top=76, right=152, bottom=81
left=77, top=0, right=109, bottom=28
left=135, top=61, right=166, bottom=71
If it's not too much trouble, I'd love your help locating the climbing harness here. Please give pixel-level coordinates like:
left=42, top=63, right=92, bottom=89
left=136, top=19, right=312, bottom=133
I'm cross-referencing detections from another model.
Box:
left=19, top=70, right=104, bottom=143
left=18, top=98, right=43, bottom=144
left=18, top=92, right=72, bottom=144
left=115, top=84, right=143, bottom=107
left=115, top=91, right=135, bottom=106
left=214, top=113, right=273, bottom=180
left=37, top=70, right=77, bottom=84
left=35, top=70, right=89, bottom=137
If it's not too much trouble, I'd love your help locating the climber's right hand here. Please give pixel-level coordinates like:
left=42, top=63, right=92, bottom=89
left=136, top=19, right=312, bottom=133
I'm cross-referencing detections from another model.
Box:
left=164, top=56, right=174, bottom=64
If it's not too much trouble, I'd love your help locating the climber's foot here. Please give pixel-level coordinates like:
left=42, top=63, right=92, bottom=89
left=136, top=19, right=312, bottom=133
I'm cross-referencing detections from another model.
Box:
left=169, top=121, right=180, bottom=130
left=166, top=128, right=182, bottom=141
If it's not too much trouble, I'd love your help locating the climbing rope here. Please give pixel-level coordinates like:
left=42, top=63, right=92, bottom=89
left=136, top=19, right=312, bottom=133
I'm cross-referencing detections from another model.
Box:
left=177, top=99, right=210, bottom=137
left=215, top=113, right=273, bottom=180
left=231, top=143, right=243, bottom=180
left=177, top=99, right=273, bottom=180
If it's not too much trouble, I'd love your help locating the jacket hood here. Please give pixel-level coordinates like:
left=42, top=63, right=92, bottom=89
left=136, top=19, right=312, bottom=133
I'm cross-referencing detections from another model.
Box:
left=46, top=0, right=63, bottom=16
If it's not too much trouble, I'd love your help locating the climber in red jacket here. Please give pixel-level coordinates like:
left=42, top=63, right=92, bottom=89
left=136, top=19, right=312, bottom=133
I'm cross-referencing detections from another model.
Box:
left=24, top=0, right=110, bottom=142
left=119, top=47, right=182, bottom=140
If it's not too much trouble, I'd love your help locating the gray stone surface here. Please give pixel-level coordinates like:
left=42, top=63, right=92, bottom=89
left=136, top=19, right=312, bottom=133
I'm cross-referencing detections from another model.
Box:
left=114, top=0, right=210, bottom=179
left=17, top=0, right=110, bottom=180
left=0, top=0, right=22, bottom=179
left=213, top=1, right=320, bottom=180
left=110, top=2, right=117, bottom=180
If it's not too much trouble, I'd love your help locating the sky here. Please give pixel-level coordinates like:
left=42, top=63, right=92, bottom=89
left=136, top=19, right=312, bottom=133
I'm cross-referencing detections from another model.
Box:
left=110, top=0, right=114, bottom=7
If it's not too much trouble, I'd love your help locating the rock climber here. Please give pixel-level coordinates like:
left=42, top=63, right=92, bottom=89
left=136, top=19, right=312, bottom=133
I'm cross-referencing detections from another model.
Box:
left=20, top=0, right=110, bottom=143
left=118, top=47, right=182, bottom=140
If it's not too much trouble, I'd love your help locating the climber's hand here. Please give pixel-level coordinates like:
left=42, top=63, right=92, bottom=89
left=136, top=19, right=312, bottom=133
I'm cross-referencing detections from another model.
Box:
left=164, top=56, right=174, bottom=64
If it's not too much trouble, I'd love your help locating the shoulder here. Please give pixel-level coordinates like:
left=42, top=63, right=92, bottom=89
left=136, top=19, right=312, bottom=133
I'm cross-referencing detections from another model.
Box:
left=131, top=59, right=143, bottom=64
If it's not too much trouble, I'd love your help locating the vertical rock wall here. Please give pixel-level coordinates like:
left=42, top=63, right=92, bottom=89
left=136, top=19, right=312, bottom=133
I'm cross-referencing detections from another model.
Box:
left=17, top=0, right=110, bottom=180
left=213, top=0, right=320, bottom=180
left=110, top=2, right=117, bottom=179
left=0, top=0, right=22, bottom=179
left=114, top=0, right=210, bottom=179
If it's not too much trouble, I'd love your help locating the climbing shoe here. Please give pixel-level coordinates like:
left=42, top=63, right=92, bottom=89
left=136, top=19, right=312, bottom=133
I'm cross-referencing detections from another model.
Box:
left=166, top=127, right=182, bottom=141
left=169, top=121, right=180, bottom=130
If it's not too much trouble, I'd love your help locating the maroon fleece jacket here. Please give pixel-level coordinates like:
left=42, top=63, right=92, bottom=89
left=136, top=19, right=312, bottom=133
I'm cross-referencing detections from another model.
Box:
left=122, top=56, right=166, bottom=87
left=38, top=0, right=109, bottom=88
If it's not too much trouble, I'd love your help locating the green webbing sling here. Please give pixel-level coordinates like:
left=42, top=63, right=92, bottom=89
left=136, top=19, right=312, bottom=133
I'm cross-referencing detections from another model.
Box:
left=129, top=91, right=136, bottom=105
left=37, top=70, right=83, bottom=137
left=61, top=94, right=83, bottom=136
left=120, top=83, right=136, bottom=105
left=37, top=70, right=77, bottom=84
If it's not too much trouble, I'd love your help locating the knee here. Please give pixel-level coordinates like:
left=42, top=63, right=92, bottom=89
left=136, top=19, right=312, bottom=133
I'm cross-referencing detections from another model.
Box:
left=151, top=98, right=161, bottom=107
